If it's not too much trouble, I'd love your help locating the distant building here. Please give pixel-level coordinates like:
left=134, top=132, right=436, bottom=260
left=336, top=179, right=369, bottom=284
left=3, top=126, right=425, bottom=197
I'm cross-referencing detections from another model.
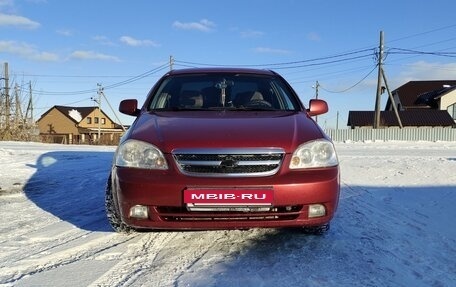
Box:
left=348, top=80, right=456, bottom=129
left=36, top=105, right=125, bottom=144
left=386, top=80, right=456, bottom=114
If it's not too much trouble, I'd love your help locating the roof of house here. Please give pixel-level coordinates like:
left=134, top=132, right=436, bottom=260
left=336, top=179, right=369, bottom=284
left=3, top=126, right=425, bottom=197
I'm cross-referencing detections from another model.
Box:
left=37, top=105, right=117, bottom=125
left=56, top=106, right=98, bottom=123
left=386, top=80, right=456, bottom=109
left=347, top=110, right=455, bottom=127
left=415, top=85, right=456, bottom=108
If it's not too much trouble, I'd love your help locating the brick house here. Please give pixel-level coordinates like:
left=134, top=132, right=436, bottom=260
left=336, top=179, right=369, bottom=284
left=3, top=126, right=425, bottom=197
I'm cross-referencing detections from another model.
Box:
left=36, top=105, right=124, bottom=144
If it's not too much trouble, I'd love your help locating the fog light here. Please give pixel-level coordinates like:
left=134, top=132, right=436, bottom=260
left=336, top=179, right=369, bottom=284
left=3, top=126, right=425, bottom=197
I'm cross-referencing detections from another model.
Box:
left=130, top=205, right=149, bottom=219
left=308, top=204, right=326, bottom=218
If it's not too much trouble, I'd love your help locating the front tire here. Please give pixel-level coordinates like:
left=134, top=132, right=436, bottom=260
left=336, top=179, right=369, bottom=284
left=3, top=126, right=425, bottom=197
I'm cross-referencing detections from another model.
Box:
left=105, top=176, right=132, bottom=233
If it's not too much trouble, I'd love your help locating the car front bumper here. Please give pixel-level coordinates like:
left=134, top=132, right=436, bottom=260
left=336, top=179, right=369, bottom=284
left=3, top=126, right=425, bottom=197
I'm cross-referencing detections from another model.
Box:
left=112, top=165, right=340, bottom=230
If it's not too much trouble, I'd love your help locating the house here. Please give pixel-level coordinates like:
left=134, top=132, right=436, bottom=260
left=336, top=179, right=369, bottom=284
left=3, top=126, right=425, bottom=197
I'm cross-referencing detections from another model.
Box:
left=348, top=80, right=456, bottom=128
left=348, top=110, right=455, bottom=129
left=36, top=105, right=125, bottom=144
left=385, top=80, right=456, bottom=116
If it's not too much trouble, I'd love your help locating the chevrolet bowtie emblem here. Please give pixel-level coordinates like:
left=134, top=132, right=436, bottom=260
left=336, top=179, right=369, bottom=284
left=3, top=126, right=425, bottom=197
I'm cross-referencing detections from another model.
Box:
left=220, top=158, right=238, bottom=168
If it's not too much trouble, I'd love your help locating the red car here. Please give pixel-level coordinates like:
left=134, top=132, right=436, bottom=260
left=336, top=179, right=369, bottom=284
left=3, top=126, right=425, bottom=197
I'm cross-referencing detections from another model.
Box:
left=106, top=68, right=339, bottom=234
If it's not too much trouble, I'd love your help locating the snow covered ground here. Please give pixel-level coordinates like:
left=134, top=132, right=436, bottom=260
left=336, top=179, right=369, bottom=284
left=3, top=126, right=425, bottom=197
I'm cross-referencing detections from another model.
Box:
left=0, top=140, right=455, bottom=287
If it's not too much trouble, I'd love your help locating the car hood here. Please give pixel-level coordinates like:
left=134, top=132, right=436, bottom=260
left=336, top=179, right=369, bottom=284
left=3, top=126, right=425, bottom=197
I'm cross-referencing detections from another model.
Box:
left=127, top=111, right=325, bottom=154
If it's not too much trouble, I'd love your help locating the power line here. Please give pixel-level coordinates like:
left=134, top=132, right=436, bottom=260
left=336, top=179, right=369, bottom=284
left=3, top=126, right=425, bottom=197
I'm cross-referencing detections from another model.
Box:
left=174, top=48, right=376, bottom=69
left=104, top=63, right=169, bottom=90
left=24, top=63, right=169, bottom=96
left=319, top=65, right=378, bottom=94
left=8, top=32, right=456, bottom=98
left=34, top=97, right=94, bottom=111
left=387, top=47, right=456, bottom=58
left=388, top=24, right=456, bottom=44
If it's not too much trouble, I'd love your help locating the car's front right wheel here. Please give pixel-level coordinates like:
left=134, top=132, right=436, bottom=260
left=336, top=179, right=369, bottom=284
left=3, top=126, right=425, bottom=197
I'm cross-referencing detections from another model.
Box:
left=105, top=176, right=132, bottom=233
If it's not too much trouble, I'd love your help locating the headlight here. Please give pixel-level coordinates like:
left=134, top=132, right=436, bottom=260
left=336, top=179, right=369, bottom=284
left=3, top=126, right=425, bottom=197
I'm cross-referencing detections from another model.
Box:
left=115, top=139, right=168, bottom=169
left=290, top=139, right=338, bottom=169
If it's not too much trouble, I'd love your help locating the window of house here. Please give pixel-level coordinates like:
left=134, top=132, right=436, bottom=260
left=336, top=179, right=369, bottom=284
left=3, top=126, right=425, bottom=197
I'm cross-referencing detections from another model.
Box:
left=87, top=117, right=92, bottom=124
left=94, top=117, right=99, bottom=124
left=448, top=104, right=456, bottom=120
left=101, top=118, right=106, bottom=125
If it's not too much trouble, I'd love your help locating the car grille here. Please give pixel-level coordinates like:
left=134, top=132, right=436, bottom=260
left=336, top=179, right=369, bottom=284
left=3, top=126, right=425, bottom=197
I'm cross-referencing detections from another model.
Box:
left=156, top=205, right=302, bottom=222
left=172, top=148, right=285, bottom=177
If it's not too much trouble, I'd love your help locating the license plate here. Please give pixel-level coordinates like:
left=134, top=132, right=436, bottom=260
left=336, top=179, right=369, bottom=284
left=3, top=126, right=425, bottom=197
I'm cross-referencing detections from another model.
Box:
left=184, top=188, right=274, bottom=206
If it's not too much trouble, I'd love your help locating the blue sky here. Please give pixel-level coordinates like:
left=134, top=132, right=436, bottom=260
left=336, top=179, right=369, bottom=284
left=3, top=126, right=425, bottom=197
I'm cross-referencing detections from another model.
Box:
left=2, top=0, right=456, bottom=128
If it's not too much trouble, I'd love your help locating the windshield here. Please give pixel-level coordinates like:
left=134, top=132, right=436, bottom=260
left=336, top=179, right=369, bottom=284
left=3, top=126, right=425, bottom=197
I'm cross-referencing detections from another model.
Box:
left=148, top=73, right=300, bottom=111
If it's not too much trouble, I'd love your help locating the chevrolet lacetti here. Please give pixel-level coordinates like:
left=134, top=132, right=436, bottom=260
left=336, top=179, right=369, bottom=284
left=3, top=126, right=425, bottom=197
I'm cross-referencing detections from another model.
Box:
left=106, top=68, right=340, bottom=234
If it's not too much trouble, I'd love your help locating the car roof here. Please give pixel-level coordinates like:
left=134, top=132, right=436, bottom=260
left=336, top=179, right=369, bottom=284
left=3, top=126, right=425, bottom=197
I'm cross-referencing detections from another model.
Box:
left=166, top=67, right=278, bottom=76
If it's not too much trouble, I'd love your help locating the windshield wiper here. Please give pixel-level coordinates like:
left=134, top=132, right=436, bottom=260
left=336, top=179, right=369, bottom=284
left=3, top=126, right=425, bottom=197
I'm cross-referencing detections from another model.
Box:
left=162, top=107, right=208, bottom=111
left=232, top=106, right=277, bottom=111
left=157, top=106, right=279, bottom=112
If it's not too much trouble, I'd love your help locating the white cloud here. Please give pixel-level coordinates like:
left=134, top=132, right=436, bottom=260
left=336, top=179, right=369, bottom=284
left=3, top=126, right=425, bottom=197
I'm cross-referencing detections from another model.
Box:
left=56, top=29, right=72, bottom=36
left=92, top=35, right=116, bottom=46
left=0, top=40, right=58, bottom=61
left=240, top=29, right=264, bottom=38
left=307, top=32, right=321, bottom=42
left=395, top=61, right=456, bottom=86
left=0, top=13, right=40, bottom=29
left=34, top=51, right=59, bottom=61
left=69, top=50, right=120, bottom=62
left=253, top=47, right=291, bottom=54
left=0, top=0, right=14, bottom=9
left=172, top=19, right=215, bottom=32
left=119, top=36, right=159, bottom=47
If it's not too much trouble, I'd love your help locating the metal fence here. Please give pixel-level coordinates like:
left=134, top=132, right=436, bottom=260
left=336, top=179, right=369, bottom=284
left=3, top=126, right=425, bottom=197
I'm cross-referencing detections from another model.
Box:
left=324, top=128, right=456, bottom=142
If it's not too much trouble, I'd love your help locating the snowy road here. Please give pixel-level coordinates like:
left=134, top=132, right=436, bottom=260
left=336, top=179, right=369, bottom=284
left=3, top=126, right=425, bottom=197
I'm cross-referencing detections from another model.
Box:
left=0, top=141, right=455, bottom=287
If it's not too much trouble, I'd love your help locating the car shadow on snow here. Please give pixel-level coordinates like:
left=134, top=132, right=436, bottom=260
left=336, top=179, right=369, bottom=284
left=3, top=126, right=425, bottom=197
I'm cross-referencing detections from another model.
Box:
left=174, top=185, right=456, bottom=287
left=23, top=150, right=114, bottom=232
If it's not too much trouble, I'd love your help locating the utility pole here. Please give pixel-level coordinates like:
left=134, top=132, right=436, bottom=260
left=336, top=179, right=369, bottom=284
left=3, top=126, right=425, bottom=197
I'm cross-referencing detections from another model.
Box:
left=374, top=31, right=384, bottom=129
left=96, top=83, right=103, bottom=141
left=381, top=68, right=403, bottom=128
left=373, top=31, right=403, bottom=129
left=25, top=81, right=34, bottom=123
left=97, top=85, right=126, bottom=132
left=14, top=83, right=23, bottom=126
left=0, top=75, right=4, bottom=129
left=169, top=55, right=174, bottom=71
left=314, top=80, right=320, bottom=123
left=4, top=62, right=10, bottom=129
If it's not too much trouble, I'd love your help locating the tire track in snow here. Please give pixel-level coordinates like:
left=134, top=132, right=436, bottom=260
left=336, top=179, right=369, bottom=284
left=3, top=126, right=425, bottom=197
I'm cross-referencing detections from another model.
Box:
left=0, top=231, right=135, bottom=284
left=0, top=194, right=60, bottom=247
left=88, top=232, right=178, bottom=287
left=0, top=205, right=110, bottom=269
left=89, top=230, right=233, bottom=287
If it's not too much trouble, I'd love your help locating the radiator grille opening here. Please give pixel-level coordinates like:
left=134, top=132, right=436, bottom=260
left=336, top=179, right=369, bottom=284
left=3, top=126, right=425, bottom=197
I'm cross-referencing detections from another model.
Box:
left=173, top=148, right=285, bottom=177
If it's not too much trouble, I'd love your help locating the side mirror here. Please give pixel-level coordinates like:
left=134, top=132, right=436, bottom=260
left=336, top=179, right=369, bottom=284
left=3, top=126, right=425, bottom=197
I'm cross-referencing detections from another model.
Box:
left=307, top=99, right=328, bottom=116
left=119, top=99, right=140, bottom=116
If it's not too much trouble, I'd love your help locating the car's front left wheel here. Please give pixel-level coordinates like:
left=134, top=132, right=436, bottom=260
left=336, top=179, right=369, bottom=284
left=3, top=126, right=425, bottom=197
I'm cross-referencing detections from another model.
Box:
left=105, top=176, right=132, bottom=233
